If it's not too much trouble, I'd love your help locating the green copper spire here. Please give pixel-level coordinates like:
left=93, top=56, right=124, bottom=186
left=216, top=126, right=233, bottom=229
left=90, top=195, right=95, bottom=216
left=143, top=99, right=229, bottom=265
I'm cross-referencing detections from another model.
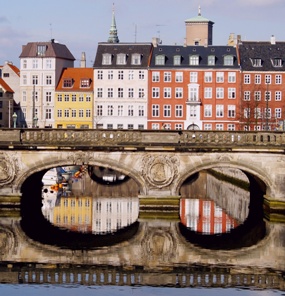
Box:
left=108, top=3, right=119, bottom=43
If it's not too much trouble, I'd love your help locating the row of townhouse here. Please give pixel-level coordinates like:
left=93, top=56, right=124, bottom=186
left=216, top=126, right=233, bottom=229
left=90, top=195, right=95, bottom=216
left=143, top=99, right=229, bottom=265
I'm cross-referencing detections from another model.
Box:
left=2, top=8, right=285, bottom=131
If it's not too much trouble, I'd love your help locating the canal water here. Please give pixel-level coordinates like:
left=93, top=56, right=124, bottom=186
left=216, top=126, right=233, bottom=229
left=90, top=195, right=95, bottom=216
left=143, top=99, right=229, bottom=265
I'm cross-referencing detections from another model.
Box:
left=0, top=166, right=284, bottom=295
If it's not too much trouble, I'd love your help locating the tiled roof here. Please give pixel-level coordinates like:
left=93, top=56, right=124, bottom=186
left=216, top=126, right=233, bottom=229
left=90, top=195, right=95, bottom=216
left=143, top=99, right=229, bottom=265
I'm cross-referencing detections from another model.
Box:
left=7, top=63, right=20, bottom=76
left=56, top=68, right=93, bottom=91
left=239, top=41, right=285, bottom=71
left=19, top=40, right=75, bottom=61
left=149, top=45, right=239, bottom=68
left=93, top=42, right=153, bottom=68
left=0, top=78, right=14, bottom=93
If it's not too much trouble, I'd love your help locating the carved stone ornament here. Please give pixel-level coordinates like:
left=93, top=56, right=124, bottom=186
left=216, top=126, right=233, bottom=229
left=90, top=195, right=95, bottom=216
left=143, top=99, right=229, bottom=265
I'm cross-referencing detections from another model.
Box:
left=67, top=151, right=94, bottom=165
left=0, top=152, right=18, bottom=187
left=142, top=154, right=179, bottom=188
left=217, top=154, right=233, bottom=162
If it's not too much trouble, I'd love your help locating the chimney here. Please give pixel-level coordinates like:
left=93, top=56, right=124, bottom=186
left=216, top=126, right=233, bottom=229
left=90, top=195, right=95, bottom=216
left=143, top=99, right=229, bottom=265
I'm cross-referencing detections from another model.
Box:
left=270, top=35, right=276, bottom=45
left=80, top=52, right=86, bottom=68
left=152, top=37, right=160, bottom=47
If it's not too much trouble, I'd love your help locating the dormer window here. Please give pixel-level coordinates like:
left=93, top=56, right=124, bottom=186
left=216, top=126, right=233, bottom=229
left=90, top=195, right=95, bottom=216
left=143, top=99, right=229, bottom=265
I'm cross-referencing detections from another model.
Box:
left=173, top=55, right=181, bottom=66
left=155, top=55, right=165, bottom=65
left=131, top=53, right=141, bottom=65
left=251, top=58, right=262, bottom=67
left=63, top=78, right=73, bottom=88
left=189, top=55, right=199, bottom=65
left=102, top=53, right=112, bottom=65
left=272, top=58, right=283, bottom=67
left=208, top=55, right=215, bottom=66
left=117, top=53, right=127, bottom=65
left=37, top=45, right=47, bottom=57
left=224, top=55, right=234, bottom=66
left=80, top=79, right=90, bottom=88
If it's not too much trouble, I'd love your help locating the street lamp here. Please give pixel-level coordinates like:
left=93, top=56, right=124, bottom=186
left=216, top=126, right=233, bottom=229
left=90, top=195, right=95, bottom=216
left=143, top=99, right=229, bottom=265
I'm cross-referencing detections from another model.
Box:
left=33, top=116, right=38, bottom=128
left=12, top=112, right=17, bottom=128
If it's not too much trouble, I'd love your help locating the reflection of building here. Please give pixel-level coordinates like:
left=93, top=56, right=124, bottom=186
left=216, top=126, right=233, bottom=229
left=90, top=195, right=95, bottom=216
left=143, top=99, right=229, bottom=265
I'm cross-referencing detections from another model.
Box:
left=92, top=197, right=139, bottom=234
left=180, top=198, right=238, bottom=234
left=53, top=196, right=93, bottom=232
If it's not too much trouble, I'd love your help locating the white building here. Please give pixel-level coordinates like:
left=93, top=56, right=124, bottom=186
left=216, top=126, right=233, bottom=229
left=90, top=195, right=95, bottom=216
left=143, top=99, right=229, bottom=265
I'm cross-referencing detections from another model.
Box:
left=19, top=40, right=75, bottom=128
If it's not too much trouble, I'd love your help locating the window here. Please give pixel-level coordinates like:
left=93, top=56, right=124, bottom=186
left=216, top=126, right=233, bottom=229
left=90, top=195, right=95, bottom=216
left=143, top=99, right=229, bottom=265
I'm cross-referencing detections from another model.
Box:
left=164, top=105, right=171, bottom=117
left=22, top=91, right=27, bottom=102
left=81, top=79, right=90, bottom=88
left=204, top=124, right=212, bottom=130
left=57, top=110, right=62, bottom=118
left=254, top=108, right=262, bottom=119
left=71, top=109, right=76, bottom=117
left=275, top=108, right=282, bottom=118
left=128, top=88, right=134, bottom=98
left=108, top=70, right=113, bottom=80
left=164, top=87, right=171, bottom=98
left=244, top=91, right=250, bottom=101
left=216, top=105, right=224, bottom=117
left=138, top=106, right=144, bottom=117
left=265, top=108, right=271, bottom=119
left=152, top=87, right=159, bottom=98
left=190, top=55, right=199, bottom=65
left=108, top=105, right=114, bottom=116
left=46, top=59, right=52, bottom=69
left=272, top=58, right=282, bottom=67
left=132, top=53, right=141, bottom=65
left=265, top=75, right=271, bottom=84
left=107, top=124, right=113, bottom=129
left=46, top=92, right=52, bottom=102
left=138, top=88, right=145, bottom=98
left=118, top=105, right=123, bottom=116
left=152, top=123, right=160, bottom=129
left=275, top=91, right=282, bottom=101
left=175, top=72, right=183, bottom=82
left=117, top=53, right=126, bottom=65
left=227, top=124, right=235, bottom=131
left=63, top=78, right=72, bottom=87
left=175, top=105, right=183, bottom=117
left=275, top=75, right=282, bottom=84
left=254, top=91, right=261, bottom=101
left=216, top=124, right=223, bottom=130
left=228, top=88, right=236, bottom=99
left=208, top=55, right=215, bottom=65
left=251, top=58, right=262, bottom=67
left=224, top=55, right=234, bottom=66
left=102, top=53, right=112, bottom=65
left=189, top=106, right=197, bottom=118
left=216, top=72, right=224, bottom=83
left=22, top=75, right=27, bottom=85
left=204, top=105, right=212, bottom=117
left=45, top=108, right=52, bottom=119
left=152, top=72, right=160, bottom=82
left=46, top=75, right=52, bottom=85
left=128, top=70, right=134, bottom=80
left=228, top=72, right=236, bottom=83
left=97, top=105, right=103, bottom=116
left=155, top=55, right=165, bottom=65
left=175, top=87, right=183, bottom=98
left=97, top=70, right=103, bottom=79
left=117, top=124, right=123, bottom=129
left=22, top=60, right=27, bottom=69
left=32, top=59, right=38, bottom=69
left=190, top=72, right=198, bottom=83
left=265, top=91, right=271, bottom=101
left=189, top=86, right=198, bottom=101
left=128, top=124, right=134, bottom=129
left=152, top=105, right=159, bottom=117
left=32, top=75, right=38, bottom=85
left=108, top=88, right=113, bottom=98
left=255, top=74, right=261, bottom=84
left=118, top=70, right=124, bottom=80
left=228, top=105, right=235, bottom=118
left=128, top=105, right=134, bottom=116
left=37, top=45, right=46, bottom=56
left=79, top=96, right=83, bottom=102
left=164, top=72, right=171, bottom=82
left=64, top=94, right=69, bottom=102
left=64, top=109, right=70, bottom=117
left=79, top=110, right=84, bottom=117
left=244, top=74, right=250, bottom=84
left=139, top=70, right=145, bottom=80
left=173, top=55, right=181, bottom=65
left=204, top=87, right=212, bottom=99
left=97, top=88, right=103, bottom=98
left=57, top=94, right=62, bottom=102
left=216, top=88, right=224, bottom=99
left=244, top=108, right=250, bottom=119
left=118, top=88, right=124, bottom=98
left=204, top=72, right=212, bottom=83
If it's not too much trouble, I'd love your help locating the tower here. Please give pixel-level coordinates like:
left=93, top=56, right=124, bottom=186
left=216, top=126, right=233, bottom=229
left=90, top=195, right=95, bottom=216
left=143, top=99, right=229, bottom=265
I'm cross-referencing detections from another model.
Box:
left=107, top=4, right=119, bottom=43
left=185, top=6, right=214, bottom=46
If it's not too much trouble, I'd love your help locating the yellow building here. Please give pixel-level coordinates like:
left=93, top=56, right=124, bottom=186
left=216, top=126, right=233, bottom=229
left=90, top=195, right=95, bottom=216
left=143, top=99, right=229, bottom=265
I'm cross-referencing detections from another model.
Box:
left=53, top=196, right=93, bottom=232
left=55, top=67, right=93, bottom=128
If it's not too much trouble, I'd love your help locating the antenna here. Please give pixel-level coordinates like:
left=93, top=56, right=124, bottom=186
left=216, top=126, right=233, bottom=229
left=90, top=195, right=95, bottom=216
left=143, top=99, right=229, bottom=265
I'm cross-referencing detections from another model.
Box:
left=134, top=24, right=137, bottom=43
left=156, top=24, right=165, bottom=39
left=50, top=23, right=53, bottom=40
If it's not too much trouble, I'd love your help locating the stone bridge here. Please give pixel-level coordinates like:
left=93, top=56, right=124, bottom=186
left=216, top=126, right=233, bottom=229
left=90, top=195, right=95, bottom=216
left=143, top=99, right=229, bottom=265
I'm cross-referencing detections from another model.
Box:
left=1, top=129, right=285, bottom=215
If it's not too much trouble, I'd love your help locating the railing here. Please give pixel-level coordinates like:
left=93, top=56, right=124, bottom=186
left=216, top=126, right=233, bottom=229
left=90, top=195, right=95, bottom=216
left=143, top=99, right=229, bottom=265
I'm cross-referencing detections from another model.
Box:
left=1, top=128, right=285, bottom=150
left=0, top=264, right=283, bottom=290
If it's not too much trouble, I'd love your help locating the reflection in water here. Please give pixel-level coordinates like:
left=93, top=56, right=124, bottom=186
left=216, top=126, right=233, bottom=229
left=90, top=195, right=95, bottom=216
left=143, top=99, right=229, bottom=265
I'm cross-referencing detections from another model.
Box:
left=42, top=166, right=139, bottom=234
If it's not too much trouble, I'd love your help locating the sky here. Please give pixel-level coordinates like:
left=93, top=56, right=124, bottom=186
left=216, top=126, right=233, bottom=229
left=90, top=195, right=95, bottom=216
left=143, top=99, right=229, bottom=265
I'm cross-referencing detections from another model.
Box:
left=1, top=0, right=285, bottom=68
